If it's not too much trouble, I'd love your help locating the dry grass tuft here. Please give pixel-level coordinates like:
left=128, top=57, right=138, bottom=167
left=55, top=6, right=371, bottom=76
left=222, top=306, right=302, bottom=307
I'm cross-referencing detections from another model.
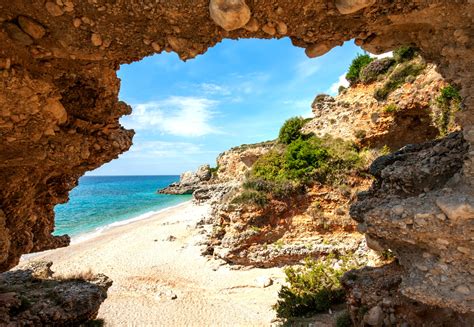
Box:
left=56, top=268, right=95, bottom=281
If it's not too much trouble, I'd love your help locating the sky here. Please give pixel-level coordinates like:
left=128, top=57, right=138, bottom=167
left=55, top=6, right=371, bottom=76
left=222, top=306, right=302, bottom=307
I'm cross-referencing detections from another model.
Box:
left=89, top=38, right=365, bottom=176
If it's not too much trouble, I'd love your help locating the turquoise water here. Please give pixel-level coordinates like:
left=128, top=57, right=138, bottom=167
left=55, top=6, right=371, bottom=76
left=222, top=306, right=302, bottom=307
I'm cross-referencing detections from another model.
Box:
left=53, top=176, right=191, bottom=237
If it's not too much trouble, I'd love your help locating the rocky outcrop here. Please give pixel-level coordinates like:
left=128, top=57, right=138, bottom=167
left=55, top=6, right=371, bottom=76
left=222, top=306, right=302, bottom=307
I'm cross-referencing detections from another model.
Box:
left=342, top=262, right=474, bottom=327
left=0, top=0, right=473, bottom=322
left=158, top=165, right=212, bottom=195
left=0, top=261, right=112, bottom=325
left=205, top=177, right=374, bottom=267
left=214, top=141, right=274, bottom=182
left=348, top=132, right=473, bottom=321
left=303, top=62, right=451, bottom=150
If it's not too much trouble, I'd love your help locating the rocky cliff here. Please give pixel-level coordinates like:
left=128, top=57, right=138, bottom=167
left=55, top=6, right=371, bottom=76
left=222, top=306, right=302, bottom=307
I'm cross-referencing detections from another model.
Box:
left=0, top=0, right=473, bottom=324
left=158, top=164, right=213, bottom=195
left=199, top=53, right=458, bottom=268
left=188, top=51, right=473, bottom=324
left=303, top=61, right=453, bottom=150
left=0, top=261, right=112, bottom=325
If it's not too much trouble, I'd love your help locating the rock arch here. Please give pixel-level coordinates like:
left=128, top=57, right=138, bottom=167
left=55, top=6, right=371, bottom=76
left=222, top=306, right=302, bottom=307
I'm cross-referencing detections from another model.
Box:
left=0, top=0, right=472, bottom=317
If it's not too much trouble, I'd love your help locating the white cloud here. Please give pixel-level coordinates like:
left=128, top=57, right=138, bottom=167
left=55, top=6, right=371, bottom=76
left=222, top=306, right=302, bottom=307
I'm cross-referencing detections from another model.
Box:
left=125, top=96, right=219, bottom=137
left=295, top=59, right=321, bottom=79
left=282, top=98, right=314, bottom=118
left=126, top=141, right=204, bottom=159
left=328, top=73, right=349, bottom=95
left=369, top=51, right=393, bottom=59
left=199, top=83, right=231, bottom=96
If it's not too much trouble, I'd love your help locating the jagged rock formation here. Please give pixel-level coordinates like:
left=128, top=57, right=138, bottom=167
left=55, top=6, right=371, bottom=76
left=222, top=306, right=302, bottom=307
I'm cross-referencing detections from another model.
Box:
left=0, top=261, right=112, bottom=325
left=200, top=57, right=457, bottom=269
left=158, top=164, right=212, bottom=194
left=349, top=132, right=473, bottom=320
left=303, top=62, right=452, bottom=150
left=214, top=141, right=274, bottom=182
left=0, top=0, right=473, bottom=322
left=342, top=262, right=474, bottom=327
left=206, top=171, right=374, bottom=267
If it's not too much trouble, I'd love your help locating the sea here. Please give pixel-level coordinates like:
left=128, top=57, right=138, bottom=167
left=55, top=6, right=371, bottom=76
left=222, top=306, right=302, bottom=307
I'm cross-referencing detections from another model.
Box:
left=53, top=175, right=191, bottom=241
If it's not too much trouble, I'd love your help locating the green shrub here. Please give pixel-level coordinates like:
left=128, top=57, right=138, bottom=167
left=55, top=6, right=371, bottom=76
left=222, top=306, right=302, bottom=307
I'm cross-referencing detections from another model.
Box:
left=278, top=116, right=307, bottom=144
left=359, top=57, right=396, bottom=84
left=251, top=138, right=329, bottom=183
left=346, top=54, right=374, bottom=85
left=374, top=60, right=426, bottom=100
left=393, top=46, right=417, bottom=62
left=231, top=190, right=268, bottom=207
left=383, top=103, right=399, bottom=114
left=252, top=135, right=364, bottom=185
left=353, top=129, right=366, bottom=140
left=434, top=85, right=462, bottom=136
left=273, top=255, right=359, bottom=319
left=209, top=166, right=219, bottom=177
left=283, top=138, right=329, bottom=181
left=336, top=311, right=353, bottom=327
left=252, top=150, right=286, bottom=181
left=338, top=85, right=347, bottom=94
left=243, top=178, right=303, bottom=199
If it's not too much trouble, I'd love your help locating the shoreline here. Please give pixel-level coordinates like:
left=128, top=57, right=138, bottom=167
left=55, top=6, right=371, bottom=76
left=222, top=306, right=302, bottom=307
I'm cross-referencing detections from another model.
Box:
left=69, top=200, right=192, bottom=245
left=20, top=201, right=288, bottom=326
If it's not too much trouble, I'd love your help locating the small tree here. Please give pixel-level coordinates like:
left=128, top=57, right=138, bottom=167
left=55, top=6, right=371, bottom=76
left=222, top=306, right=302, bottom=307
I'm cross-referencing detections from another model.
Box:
left=278, top=116, right=306, bottom=144
left=346, top=54, right=374, bottom=85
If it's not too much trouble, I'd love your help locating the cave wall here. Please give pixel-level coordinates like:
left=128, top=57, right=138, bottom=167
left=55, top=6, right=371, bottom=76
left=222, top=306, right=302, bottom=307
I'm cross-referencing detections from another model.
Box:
left=0, top=0, right=472, bottom=315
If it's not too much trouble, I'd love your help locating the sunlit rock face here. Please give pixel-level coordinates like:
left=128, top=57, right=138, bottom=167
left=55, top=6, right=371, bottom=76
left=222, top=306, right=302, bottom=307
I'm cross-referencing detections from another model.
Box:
left=0, top=0, right=472, bottom=321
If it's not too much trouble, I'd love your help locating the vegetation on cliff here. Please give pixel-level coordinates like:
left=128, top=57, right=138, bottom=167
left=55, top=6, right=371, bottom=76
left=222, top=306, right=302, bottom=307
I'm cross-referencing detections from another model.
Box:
left=434, top=85, right=462, bottom=136
left=232, top=117, right=367, bottom=208
left=274, top=254, right=360, bottom=319
left=346, top=54, right=374, bottom=85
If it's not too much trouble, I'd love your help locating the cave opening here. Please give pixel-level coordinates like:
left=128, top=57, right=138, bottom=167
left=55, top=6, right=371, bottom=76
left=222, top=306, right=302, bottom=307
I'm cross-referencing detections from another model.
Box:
left=1, top=1, right=473, bottom=325
left=50, top=38, right=364, bottom=238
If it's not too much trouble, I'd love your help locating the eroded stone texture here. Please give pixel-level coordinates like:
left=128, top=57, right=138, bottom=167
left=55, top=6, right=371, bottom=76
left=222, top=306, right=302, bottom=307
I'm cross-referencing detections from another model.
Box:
left=0, top=0, right=473, bottom=320
left=350, top=132, right=473, bottom=319
left=0, top=261, right=112, bottom=325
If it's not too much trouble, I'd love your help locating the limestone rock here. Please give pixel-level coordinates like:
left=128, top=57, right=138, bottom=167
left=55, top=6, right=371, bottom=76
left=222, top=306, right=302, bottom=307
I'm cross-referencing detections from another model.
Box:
left=158, top=165, right=212, bottom=194
left=255, top=276, right=273, bottom=288
left=3, top=22, right=33, bottom=45
left=305, top=42, right=333, bottom=58
left=302, top=63, right=447, bottom=150
left=435, top=196, right=474, bottom=221
left=44, top=98, right=68, bottom=124
left=209, top=0, right=251, bottom=31
left=45, top=2, right=64, bottom=17
left=91, top=33, right=103, bottom=47
left=18, top=16, right=46, bottom=40
left=364, top=305, right=384, bottom=326
left=0, top=261, right=112, bottom=325
left=0, top=1, right=473, bottom=324
left=335, top=0, right=376, bottom=14
left=349, top=132, right=473, bottom=316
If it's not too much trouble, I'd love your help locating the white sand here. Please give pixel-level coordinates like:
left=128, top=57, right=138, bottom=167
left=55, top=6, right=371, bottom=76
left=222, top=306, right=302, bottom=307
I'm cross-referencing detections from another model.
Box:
left=21, top=201, right=287, bottom=326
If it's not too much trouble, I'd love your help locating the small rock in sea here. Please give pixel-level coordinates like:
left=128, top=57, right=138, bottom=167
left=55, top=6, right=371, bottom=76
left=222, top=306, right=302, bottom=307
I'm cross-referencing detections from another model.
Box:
left=165, top=235, right=177, bottom=241
left=255, top=276, right=273, bottom=288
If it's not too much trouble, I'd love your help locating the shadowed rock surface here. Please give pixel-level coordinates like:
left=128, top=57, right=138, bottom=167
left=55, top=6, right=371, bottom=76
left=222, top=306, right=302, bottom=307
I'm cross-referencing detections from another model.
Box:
left=0, top=261, right=112, bottom=325
left=349, top=132, right=473, bottom=322
left=0, top=0, right=473, bottom=322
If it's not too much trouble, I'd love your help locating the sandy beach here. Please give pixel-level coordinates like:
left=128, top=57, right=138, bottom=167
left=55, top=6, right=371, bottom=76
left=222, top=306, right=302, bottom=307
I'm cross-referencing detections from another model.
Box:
left=20, top=201, right=288, bottom=326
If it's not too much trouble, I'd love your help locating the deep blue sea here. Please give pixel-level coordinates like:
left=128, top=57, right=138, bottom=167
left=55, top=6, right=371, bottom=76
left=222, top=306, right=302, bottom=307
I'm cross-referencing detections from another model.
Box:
left=53, top=176, right=191, bottom=237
